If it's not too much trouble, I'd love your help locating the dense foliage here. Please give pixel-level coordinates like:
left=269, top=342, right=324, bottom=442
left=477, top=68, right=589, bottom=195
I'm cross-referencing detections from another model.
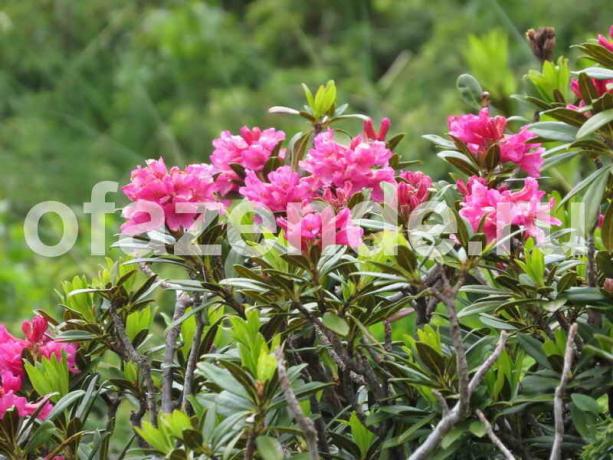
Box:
left=1, top=25, right=612, bottom=459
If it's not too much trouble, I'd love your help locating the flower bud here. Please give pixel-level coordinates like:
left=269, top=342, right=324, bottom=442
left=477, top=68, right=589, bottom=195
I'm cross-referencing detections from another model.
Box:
left=526, top=27, right=556, bottom=62
left=603, top=278, right=613, bottom=294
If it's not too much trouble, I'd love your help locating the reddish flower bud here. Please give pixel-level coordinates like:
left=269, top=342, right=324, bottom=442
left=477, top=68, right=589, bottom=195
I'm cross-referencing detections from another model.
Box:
left=603, top=278, right=613, bottom=294
left=21, top=315, right=48, bottom=344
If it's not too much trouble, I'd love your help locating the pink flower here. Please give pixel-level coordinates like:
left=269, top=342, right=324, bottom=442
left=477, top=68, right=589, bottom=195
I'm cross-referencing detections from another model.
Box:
left=499, top=128, right=544, bottom=178
left=211, top=127, right=286, bottom=193
left=239, top=166, right=315, bottom=212
left=320, top=182, right=356, bottom=208
left=40, top=342, right=79, bottom=374
left=568, top=77, right=613, bottom=117
left=22, top=316, right=79, bottom=374
left=0, top=316, right=77, bottom=421
left=0, top=390, right=31, bottom=419
left=396, top=171, right=433, bottom=219
left=0, top=326, right=26, bottom=382
left=597, top=25, right=613, bottom=52
left=278, top=207, right=363, bottom=251
left=300, top=130, right=395, bottom=200
left=570, top=77, right=612, bottom=108
left=448, top=108, right=544, bottom=177
left=458, top=177, right=560, bottom=242
left=22, top=315, right=48, bottom=344
left=448, top=108, right=506, bottom=155
left=121, top=159, right=220, bottom=235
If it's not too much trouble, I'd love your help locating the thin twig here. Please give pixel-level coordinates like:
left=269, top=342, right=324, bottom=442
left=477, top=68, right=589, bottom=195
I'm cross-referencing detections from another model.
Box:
left=161, top=290, right=193, bottom=413
left=431, top=270, right=469, bottom=414
left=384, top=320, right=392, bottom=352
left=409, top=332, right=508, bottom=460
left=476, top=410, right=515, bottom=460
left=181, top=310, right=205, bottom=411
left=139, top=262, right=172, bottom=289
left=275, top=347, right=320, bottom=460
left=387, top=307, right=415, bottom=323
left=108, top=303, right=158, bottom=423
left=432, top=390, right=449, bottom=415
left=468, top=332, right=509, bottom=394
left=550, top=323, right=578, bottom=460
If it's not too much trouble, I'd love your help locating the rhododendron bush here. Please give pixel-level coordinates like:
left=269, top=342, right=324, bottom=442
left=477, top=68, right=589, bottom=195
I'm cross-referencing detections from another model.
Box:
left=2, top=29, right=613, bottom=460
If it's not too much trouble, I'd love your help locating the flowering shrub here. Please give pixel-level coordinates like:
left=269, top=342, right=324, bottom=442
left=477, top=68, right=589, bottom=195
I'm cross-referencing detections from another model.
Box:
left=1, top=27, right=613, bottom=460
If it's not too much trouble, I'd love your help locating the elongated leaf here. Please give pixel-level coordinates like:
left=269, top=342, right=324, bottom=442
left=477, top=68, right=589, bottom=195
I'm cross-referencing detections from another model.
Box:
left=527, top=121, right=578, bottom=142
left=558, top=166, right=611, bottom=208
left=576, top=108, right=613, bottom=138
left=322, top=312, right=349, bottom=337
left=583, top=166, right=609, bottom=230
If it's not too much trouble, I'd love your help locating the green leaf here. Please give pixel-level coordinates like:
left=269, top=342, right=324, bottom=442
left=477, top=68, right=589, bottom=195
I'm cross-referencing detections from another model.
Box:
left=584, top=166, right=609, bottom=231
left=382, top=414, right=436, bottom=448
left=456, top=73, right=482, bottom=109
left=516, top=334, right=551, bottom=369
left=527, top=121, right=578, bottom=142
left=571, top=394, right=601, bottom=414
left=558, top=166, right=610, bottom=208
left=256, top=351, right=277, bottom=382
left=469, top=420, right=487, bottom=438
left=349, top=412, right=374, bottom=458
left=256, top=436, right=284, bottom=460
left=574, top=66, right=613, bottom=80
left=441, top=425, right=465, bottom=449
left=322, top=312, right=349, bottom=337
left=437, top=150, right=479, bottom=176
left=24, top=354, right=70, bottom=402
left=135, top=421, right=173, bottom=454
left=576, top=109, right=613, bottom=138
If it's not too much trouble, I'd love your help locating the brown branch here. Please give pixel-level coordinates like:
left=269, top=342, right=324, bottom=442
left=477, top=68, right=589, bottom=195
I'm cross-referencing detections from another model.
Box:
left=409, top=332, right=508, bottom=460
left=275, top=347, right=320, bottom=460
left=468, top=332, right=509, bottom=394
left=139, top=262, right=172, bottom=289
left=430, top=270, right=469, bottom=415
left=181, top=310, right=205, bottom=411
left=476, top=410, right=515, bottom=460
left=550, top=323, right=578, bottom=460
left=384, top=320, right=392, bottom=352
left=387, top=307, right=415, bottom=323
left=161, top=291, right=193, bottom=413
left=432, top=390, right=449, bottom=415
left=108, top=303, right=158, bottom=424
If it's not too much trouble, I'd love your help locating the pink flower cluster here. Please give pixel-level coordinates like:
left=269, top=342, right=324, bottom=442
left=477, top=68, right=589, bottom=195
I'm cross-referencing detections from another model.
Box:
left=211, top=127, right=286, bottom=195
left=237, top=120, right=432, bottom=248
left=122, top=127, right=285, bottom=235
left=0, top=315, right=78, bottom=420
left=457, top=177, right=560, bottom=242
left=300, top=129, right=395, bottom=200
left=122, top=159, right=219, bottom=235
left=396, top=171, right=433, bottom=219
left=239, top=166, right=315, bottom=213
left=278, top=207, right=363, bottom=251
left=122, top=119, right=436, bottom=250
left=448, top=108, right=544, bottom=177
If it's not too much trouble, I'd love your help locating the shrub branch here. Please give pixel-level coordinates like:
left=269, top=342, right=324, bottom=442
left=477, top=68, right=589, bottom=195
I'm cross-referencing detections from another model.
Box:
left=549, top=323, right=578, bottom=460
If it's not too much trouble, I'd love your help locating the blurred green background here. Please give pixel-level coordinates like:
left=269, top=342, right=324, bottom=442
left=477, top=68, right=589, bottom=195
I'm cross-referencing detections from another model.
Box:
left=0, top=0, right=611, bottom=323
